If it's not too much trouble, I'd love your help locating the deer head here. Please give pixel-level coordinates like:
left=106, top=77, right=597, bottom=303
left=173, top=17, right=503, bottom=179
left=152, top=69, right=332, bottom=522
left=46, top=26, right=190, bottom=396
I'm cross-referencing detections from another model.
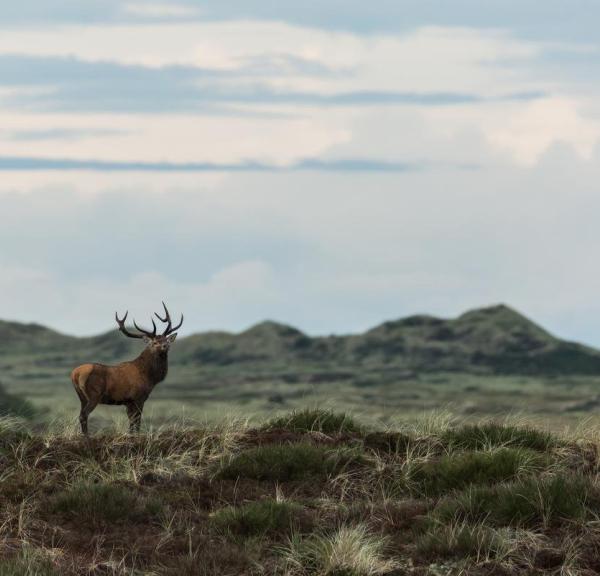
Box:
left=115, top=302, right=183, bottom=354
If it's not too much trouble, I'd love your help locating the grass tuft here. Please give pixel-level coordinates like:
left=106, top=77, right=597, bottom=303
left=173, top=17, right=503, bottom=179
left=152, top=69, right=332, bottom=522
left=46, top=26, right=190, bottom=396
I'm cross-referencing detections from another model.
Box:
left=434, top=473, right=597, bottom=527
left=211, top=499, right=309, bottom=538
left=217, top=443, right=364, bottom=482
left=441, top=422, right=556, bottom=452
left=262, top=408, right=364, bottom=435
left=47, top=482, right=163, bottom=525
left=0, top=547, right=60, bottom=576
left=282, top=524, right=396, bottom=575
left=409, top=448, right=551, bottom=496
left=416, top=521, right=514, bottom=561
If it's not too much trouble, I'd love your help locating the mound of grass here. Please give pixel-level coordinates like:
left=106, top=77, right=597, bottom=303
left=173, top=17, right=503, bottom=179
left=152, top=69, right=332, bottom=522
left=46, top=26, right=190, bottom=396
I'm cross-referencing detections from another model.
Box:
left=0, top=548, right=60, bottom=576
left=434, top=474, right=597, bottom=527
left=410, top=448, right=551, bottom=496
left=363, top=431, right=413, bottom=454
left=416, top=522, right=512, bottom=560
left=47, top=482, right=163, bottom=525
left=282, top=524, right=396, bottom=576
left=217, top=443, right=364, bottom=482
left=0, top=381, right=40, bottom=420
left=262, top=409, right=364, bottom=435
left=212, top=499, right=309, bottom=538
left=441, top=422, right=556, bottom=452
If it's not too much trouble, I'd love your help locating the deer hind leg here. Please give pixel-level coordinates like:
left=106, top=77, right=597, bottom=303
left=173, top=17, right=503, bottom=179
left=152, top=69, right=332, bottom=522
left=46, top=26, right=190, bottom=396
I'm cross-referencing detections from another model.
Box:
left=126, top=402, right=144, bottom=434
left=79, top=398, right=99, bottom=436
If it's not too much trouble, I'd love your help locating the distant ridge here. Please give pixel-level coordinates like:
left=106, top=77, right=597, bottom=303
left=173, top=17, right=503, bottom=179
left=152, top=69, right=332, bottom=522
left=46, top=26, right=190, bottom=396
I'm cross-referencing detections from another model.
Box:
left=1, top=304, right=600, bottom=376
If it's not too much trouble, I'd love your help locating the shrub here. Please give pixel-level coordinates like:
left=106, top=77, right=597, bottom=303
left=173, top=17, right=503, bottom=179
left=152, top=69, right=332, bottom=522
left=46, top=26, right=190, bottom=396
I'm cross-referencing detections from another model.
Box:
left=282, top=524, right=396, bottom=575
left=47, top=482, right=163, bottom=525
left=263, top=409, right=364, bottom=435
left=212, top=499, right=309, bottom=538
left=410, top=448, right=550, bottom=496
left=441, top=423, right=556, bottom=452
left=434, top=474, right=597, bottom=527
left=217, top=443, right=363, bottom=482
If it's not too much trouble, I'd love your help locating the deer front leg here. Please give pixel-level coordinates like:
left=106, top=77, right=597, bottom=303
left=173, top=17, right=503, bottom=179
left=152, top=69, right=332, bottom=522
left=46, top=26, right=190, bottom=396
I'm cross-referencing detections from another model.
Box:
left=126, top=401, right=144, bottom=433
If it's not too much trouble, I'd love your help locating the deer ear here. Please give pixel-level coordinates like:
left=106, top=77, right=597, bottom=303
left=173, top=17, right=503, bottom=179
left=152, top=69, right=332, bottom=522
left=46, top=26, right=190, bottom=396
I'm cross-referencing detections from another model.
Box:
left=168, top=333, right=177, bottom=343
left=142, top=335, right=152, bottom=344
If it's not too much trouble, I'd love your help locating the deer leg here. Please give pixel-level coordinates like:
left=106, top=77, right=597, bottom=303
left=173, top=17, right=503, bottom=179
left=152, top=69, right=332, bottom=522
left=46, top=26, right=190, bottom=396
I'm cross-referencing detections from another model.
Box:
left=126, top=402, right=144, bottom=433
left=79, top=399, right=98, bottom=436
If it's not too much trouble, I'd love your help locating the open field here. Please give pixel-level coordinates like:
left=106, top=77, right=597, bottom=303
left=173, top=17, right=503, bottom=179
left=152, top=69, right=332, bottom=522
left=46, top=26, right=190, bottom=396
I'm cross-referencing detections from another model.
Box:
left=2, top=408, right=600, bottom=575
left=4, top=305, right=600, bottom=428
left=5, top=370, right=600, bottom=431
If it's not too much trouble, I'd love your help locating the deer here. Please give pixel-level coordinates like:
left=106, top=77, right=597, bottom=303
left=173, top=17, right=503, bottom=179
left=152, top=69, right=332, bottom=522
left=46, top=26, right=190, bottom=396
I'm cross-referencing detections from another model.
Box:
left=70, top=303, right=183, bottom=435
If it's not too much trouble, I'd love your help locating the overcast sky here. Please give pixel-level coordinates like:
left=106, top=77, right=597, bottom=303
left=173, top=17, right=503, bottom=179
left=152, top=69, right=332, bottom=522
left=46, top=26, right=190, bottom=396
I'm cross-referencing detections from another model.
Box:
left=1, top=2, right=600, bottom=344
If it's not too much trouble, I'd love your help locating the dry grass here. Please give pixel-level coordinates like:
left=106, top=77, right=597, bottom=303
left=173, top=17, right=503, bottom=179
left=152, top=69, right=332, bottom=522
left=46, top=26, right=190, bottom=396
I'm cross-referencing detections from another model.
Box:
left=1, top=411, right=600, bottom=575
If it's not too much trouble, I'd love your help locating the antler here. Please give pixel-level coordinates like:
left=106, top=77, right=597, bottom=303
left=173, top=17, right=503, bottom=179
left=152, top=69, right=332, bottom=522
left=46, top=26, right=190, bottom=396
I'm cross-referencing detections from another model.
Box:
left=155, top=301, right=184, bottom=336
left=115, top=311, right=157, bottom=339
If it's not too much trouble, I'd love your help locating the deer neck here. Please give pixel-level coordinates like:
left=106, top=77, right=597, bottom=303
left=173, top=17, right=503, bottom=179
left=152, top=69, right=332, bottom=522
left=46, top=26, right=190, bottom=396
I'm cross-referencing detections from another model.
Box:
left=137, top=347, right=169, bottom=385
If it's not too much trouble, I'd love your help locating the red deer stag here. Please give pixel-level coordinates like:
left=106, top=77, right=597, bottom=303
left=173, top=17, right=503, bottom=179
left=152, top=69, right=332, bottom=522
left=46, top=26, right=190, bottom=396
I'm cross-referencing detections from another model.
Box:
left=70, top=303, right=183, bottom=434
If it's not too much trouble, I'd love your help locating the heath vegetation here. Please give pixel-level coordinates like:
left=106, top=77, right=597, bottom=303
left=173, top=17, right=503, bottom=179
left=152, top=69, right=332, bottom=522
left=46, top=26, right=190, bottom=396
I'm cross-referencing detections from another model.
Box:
left=0, top=408, right=600, bottom=574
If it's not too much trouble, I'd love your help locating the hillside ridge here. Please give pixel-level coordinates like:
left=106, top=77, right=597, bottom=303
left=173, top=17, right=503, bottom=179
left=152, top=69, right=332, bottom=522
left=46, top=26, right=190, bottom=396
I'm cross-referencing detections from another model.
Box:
left=0, top=304, right=598, bottom=376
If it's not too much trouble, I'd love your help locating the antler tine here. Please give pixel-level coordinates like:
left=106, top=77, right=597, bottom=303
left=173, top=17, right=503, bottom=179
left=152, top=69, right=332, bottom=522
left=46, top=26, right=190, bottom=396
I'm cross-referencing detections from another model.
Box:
left=152, top=302, right=183, bottom=336
left=158, top=302, right=174, bottom=336
left=115, top=310, right=144, bottom=339
left=164, top=313, right=184, bottom=336
left=155, top=301, right=170, bottom=324
left=133, top=317, right=157, bottom=338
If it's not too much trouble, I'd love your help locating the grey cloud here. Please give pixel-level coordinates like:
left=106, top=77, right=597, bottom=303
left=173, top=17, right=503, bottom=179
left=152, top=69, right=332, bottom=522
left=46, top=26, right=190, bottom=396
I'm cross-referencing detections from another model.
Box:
left=7, top=128, right=130, bottom=141
left=0, top=156, right=429, bottom=172
left=0, top=55, right=544, bottom=114
left=2, top=1, right=600, bottom=47
left=2, top=145, right=600, bottom=342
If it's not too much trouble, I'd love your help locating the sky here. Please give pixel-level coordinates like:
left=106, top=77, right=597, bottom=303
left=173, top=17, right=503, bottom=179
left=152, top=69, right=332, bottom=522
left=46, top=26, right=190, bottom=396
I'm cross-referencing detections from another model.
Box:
left=1, top=2, right=600, bottom=344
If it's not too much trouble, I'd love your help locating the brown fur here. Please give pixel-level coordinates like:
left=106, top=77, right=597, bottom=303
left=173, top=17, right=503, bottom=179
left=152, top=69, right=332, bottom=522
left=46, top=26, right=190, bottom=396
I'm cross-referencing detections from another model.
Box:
left=71, top=339, right=173, bottom=434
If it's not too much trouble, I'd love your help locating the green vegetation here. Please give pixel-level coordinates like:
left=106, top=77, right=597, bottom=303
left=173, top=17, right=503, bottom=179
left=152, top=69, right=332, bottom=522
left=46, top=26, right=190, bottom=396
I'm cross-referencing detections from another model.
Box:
left=415, top=522, right=512, bottom=561
left=217, top=443, right=364, bottom=482
left=48, top=482, right=163, bottom=525
left=6, top=304, right=600, bottom=427
left=262, top=408, right=364, bottom=434
left=211, top=499, right=309, bottom=538
left=0, top=381, right=38, bottom=419
left=0, top=410, right=598, bottom=574
left=434, top=473, right=598, bottom=527
left=441, top=422, right=557, bottom=451
left=0, top=549, right=60, bottom=576
left=410, top=447, right=551, bottom=496
left=282, top=525, right=397, bottom=576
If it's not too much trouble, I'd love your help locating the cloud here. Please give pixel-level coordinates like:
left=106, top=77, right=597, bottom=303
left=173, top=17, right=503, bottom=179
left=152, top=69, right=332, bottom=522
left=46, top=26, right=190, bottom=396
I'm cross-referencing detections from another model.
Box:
left=6, top=128, right=129, bottom=141
left=122, top=3, right=200, bottom=19
left=0, top=156, right=450, bottom=173
left=1, top=1, right=600, bottom=50
left=2, top=143, right=600, bottom=346
left=0, top=261, right=280, bottom=336
left=0, top=13, right=599, bottom=349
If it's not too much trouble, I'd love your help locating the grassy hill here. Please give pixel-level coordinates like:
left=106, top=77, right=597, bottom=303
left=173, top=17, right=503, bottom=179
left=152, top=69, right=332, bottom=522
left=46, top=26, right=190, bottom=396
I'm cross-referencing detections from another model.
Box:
left=3, top=304, right=600, bottom=423
left=1, top=409, right=599, bottom=575
left=3, top=304, right=600, bottom=375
